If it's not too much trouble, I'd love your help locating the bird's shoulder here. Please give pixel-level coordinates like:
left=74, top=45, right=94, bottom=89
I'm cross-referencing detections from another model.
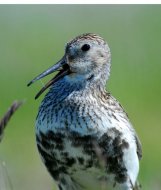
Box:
left=97, top=90, right=129, bottom=118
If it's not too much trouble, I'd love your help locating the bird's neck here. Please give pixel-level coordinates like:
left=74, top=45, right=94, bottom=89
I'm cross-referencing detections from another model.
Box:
left=45, top=76, right=107, bottom=104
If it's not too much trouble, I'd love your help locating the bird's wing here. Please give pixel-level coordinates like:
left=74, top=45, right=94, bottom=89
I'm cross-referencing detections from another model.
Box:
left=134, top=134, right=142, bottom=160
left=103, top=92, right=142, bottom=160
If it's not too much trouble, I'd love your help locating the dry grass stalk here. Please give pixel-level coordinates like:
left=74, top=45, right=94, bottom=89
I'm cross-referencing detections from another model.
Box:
left=0, top=101, right=23, bottom=142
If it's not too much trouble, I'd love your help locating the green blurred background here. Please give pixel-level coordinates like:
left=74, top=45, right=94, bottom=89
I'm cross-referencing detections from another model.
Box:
left=0, top=5, right=161, bottom=190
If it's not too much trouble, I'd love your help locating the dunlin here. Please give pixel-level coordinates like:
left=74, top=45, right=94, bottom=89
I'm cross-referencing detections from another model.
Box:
left=28, top=33, right=142, bottom=190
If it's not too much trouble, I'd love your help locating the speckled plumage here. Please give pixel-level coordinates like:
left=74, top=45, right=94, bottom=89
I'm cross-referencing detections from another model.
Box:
left=31, top=33, right=142, bottom=190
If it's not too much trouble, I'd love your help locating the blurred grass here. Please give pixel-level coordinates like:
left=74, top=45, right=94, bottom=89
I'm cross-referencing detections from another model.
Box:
left=0, top=5, right=161, bottom=190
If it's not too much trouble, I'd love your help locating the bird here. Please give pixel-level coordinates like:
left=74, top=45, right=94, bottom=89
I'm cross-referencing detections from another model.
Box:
left=28, top=33, right=142, bottom=190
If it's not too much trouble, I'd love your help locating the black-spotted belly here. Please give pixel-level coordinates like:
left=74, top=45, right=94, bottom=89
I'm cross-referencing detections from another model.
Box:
left=36, top=128, right=129, bottom=189
left=36, top=130, right=100, bottom=180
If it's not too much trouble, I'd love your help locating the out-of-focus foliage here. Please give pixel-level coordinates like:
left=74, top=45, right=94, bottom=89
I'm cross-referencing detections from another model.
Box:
left=0, top=5, right=161, bottom=190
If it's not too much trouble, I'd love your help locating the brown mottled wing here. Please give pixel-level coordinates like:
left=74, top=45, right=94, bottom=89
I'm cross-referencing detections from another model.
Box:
left=105, top=92, right=142, bottom=160
left=134, top=134, right=142, bottom=160
left=116, top=96, right=142, bottom=160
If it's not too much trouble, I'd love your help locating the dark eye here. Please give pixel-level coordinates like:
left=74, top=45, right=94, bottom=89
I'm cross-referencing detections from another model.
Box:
left=81, top=44, right=90, bottom=52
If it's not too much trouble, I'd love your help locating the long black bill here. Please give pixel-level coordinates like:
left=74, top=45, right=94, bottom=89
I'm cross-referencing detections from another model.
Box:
left=27, top=56, right=70, bottom=99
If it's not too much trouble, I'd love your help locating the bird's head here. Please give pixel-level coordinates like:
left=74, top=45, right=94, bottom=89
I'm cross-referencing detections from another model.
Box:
left=28, top=33, right=111, bottom=99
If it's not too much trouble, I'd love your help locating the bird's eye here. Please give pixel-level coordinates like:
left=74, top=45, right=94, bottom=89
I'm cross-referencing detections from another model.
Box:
left=81, top=44, right=90, bottom=52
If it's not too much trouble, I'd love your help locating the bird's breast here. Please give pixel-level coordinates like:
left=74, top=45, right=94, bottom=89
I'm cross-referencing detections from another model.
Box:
left=36, top=95, right=114, bottom=137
